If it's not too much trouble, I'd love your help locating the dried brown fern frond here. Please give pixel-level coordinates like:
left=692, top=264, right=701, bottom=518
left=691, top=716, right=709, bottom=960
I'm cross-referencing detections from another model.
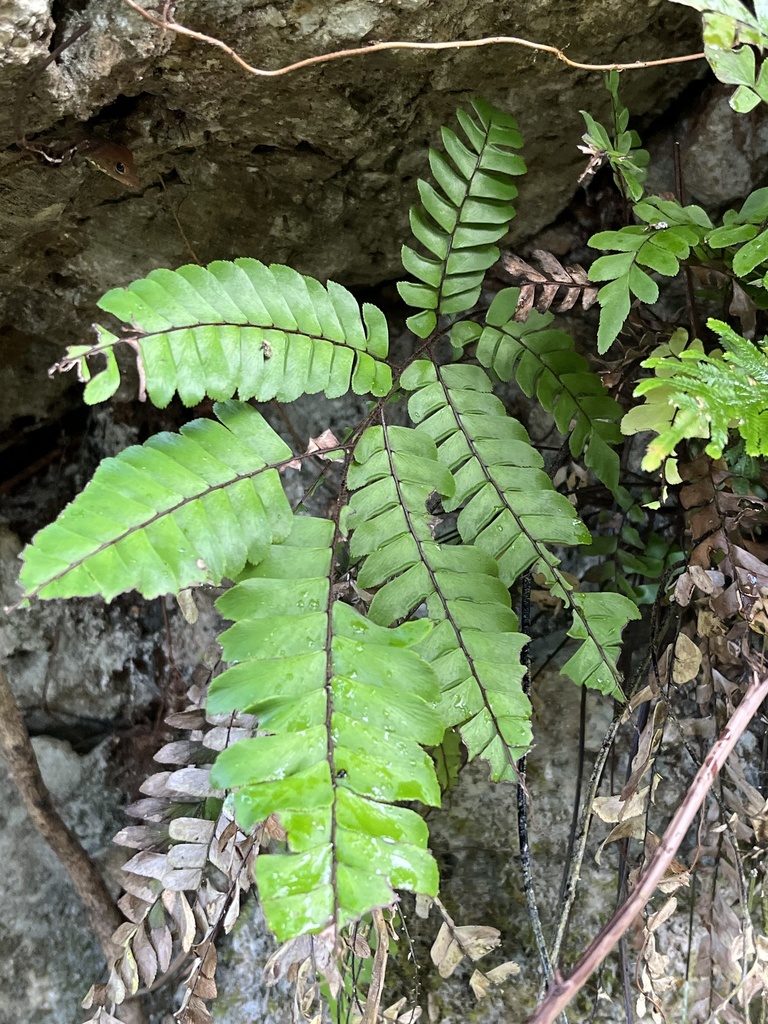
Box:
left=499, top=249, right=598, bottom=321
left=82, top=651, right=264, bottom=1024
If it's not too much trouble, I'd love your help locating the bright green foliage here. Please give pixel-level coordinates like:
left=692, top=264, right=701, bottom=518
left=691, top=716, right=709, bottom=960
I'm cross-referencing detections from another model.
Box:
left=470, top=288, right=623, bottom=491
left=705, top=186, right=768, bottom=277
left=55, top=342, right=121, bottom=404
left=59, top=260, right=392, bottom=407
left=531, top=564, right=639, bottom=698
left=589, top=198, right=711, bottom=353
left=345, top=424, right=455, bottom=623
left=562, top=592, right=640, bottom=696
left=398, top=98, right=526, bottom=337
left=579, top=71, right=649, bottom=201
left=400, top=360, right=633, bottom=701
left=398, top=361, right=589, bottom=582
left=706, top=42, right=768, bottom=112
left=632, top=194, right=714, bottom=234
left=671, top=0, right=768, bottom=48
left=17, top=401, right=293, bottom=603
left=588, top=182, right=768, bottom=356
left=672, top=0, right=768, bottom=110
left=18, top=96, right=649, bottom=956
left=207, top=516, right=442, bottom=940
left=624, top=320, right=768, bottom=470
left=345, top=422, right=531, bottom=781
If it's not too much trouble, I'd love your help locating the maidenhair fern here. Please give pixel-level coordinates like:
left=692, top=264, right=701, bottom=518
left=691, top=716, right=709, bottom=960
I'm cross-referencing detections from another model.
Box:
left=12, top=95, right=648, bottom=1022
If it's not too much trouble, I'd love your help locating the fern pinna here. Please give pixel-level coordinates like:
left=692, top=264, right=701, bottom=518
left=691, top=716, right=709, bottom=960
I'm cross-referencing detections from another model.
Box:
left=14, top=96, right=639, bottom=1018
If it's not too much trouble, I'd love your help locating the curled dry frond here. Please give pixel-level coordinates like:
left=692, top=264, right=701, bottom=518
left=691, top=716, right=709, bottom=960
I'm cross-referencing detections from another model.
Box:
left=87, top=663, right=261, bottom=1023
left=499, top=249, right=598, bottom=320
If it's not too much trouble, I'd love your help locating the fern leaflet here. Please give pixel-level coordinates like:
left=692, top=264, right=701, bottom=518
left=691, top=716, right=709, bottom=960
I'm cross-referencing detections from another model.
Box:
left=671, top=1, right=768, bottom=111
left=589, top=198, right=711, bottom=353
left=705, top=186, right=768, bottom=276
left=467, top=288, right=623, bottom=491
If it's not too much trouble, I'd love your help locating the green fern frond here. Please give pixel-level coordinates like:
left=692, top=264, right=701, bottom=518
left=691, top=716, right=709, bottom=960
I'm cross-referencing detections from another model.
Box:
left=562, top=590, right=640, bottom=695
left=398, top=98, right=526, bottom=338
left=400, top=360, right=591, bottom=583
left=401, top=360, right=636, bottom=698
left=705, top=186, right=768, bottom=274
left=579, top=72, right=649, bottom=202
left=345, top=424, right=455, bottom=620
left=624, top=319, right=768, bottom=469
left=56, top=260, right=392, bottom=407
left=526, top=565, right=639, bottom=697
left=17, top=401, right=293, bottom=603
left=589, top=198, right=711, bottom=353
left=473, top=288, right=623, bottom=491
left=345, top=422, right=531, bottom=781
left=207, top=516, right=442, bottom=940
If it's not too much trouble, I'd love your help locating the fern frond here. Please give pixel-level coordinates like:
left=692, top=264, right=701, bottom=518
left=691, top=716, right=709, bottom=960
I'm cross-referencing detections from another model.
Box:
left=398, top=99, right=526, bottom=337
left=579, top=73, right=649, bottom=201
left=562, top=589, right=640, bottom=695
left=400, top=361, right=589, bottom=582
left=401, top=360, right=638, bottom=698
left=345, top=422, right=531, bottom=781
left=207, top=516, right=443, bottom=940
left=55, top=260, right=392, bottom=407
left=473, top=289, right=623, bottom=491
left=589, top=198, right=711, bottom=353
left=624, top=319, right=768, bottom=469
left=17, top=400, right=293, bottom=603
left=499, top=249, right=598, bottom=319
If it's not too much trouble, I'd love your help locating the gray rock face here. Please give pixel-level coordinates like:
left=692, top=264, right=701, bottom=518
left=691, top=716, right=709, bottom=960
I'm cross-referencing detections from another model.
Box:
left=0, top=737, right=125, bottom=1024
left=668, top=85, right=768, bottom=210
left=0, top=0, right=701, bottom=438
left=1, top=0, right=702, bottom=286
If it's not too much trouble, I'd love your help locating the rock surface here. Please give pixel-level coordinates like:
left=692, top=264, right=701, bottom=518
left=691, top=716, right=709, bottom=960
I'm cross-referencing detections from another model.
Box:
left=0, top=736, right=126, bottom=1024
left=0, top=0, right=702, bottom=442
